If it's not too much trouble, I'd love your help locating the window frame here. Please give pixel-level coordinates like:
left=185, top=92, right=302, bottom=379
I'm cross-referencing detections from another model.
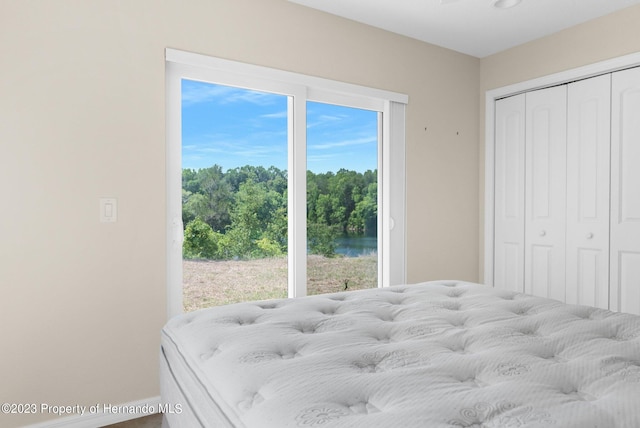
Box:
left=166, top=49, right=407, bottom=318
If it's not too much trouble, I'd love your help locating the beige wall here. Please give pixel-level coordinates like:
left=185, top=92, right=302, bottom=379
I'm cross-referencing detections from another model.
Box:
left=478, top=4, right=640, bottom=281
left=0, top=0, right=479, bottom=425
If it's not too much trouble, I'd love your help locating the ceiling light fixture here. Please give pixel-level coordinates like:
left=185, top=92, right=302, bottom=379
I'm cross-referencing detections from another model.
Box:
left=493, top=0, right=522, bottom=9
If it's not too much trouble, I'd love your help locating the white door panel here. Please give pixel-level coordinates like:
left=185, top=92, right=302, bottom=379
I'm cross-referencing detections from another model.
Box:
left=566, top=74, right=611, bottom=309
left=494, top=94, right=526, bottom=293
left=525, top=86, right=567, bottom=301
left=616, top=252, right=640, bottom=314
left=576, top=248, right=606, bottom=307
left=611, top=67, right=640, bottom=315
left=530, top=244, right=553, bottom=298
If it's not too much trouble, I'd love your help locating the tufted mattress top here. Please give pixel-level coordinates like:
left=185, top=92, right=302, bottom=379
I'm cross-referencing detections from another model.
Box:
left=161, top=281, right=640, bottom=427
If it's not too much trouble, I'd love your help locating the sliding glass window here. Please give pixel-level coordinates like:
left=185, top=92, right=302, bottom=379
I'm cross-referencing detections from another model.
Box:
left=166, top=49, right=407, bottom=316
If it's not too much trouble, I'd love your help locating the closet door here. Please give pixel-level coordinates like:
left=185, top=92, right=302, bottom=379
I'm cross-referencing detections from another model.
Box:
left=565, top=74, right=611, bottom=309
left=610, top=67, right=640, bottom=315
left=494, top=94, right=526, bottom=293
left=524, top=86, right=567, bottom=301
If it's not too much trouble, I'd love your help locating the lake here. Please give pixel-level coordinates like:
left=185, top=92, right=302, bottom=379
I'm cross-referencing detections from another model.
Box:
left=334, top=233, right=377, bottom=257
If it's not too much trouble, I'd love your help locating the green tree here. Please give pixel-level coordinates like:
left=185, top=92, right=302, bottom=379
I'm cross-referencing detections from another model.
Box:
left=181, top=165, right=377, bottom=260
left=217, top=226, right=252, bottom=259
left=181, top=165, right=233, bottom=233
left=349, top=182, right=377, bottom=233
left=183, top=218, right=220, bottom=259
left=182, top=168, right=200, bottom=194
left=307, top=222, right=338, bottom=257
left=224, top=179, right=286, bottom=258
left=314, top=193, right=333, bottom=225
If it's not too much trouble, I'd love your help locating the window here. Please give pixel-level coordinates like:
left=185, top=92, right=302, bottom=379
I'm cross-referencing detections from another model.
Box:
left=181, top=81, right=290, bottom=310
left=306, top=101, right=380, bottom=295
left=166, top=49, right=407, bottom=317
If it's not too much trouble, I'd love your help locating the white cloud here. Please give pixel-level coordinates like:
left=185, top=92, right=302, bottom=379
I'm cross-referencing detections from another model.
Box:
left=181, top=81, right=281, bottom=107
left=306, top=114, right=347, bottom=129
left=181, top=84, right=235, bottom=107
left=310, top=136, right=377, bottom=150
left=261, top=110, right=288, bottom=119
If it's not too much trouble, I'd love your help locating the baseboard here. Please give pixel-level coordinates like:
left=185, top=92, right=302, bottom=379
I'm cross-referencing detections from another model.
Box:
left=24, top=396, right=161, bottom=428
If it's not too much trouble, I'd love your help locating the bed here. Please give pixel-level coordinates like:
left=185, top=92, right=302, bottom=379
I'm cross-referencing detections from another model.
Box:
left=160, top=280, right=640, bottom=427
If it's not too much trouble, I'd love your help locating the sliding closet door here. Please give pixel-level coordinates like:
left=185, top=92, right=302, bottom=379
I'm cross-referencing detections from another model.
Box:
left=610, top=67, right=640, bottom=315
left=494, top=94, right=526, bottom=293
left=524, top=86, right=567, bottom=301
left=565, top=74, right=611, bottom=309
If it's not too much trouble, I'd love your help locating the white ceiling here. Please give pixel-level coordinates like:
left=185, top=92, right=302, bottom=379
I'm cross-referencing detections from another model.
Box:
left=288, top=0, right=640, bottom=58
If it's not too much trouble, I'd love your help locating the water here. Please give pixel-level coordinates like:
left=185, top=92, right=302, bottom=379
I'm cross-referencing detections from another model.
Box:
left=334, top=233, right=377, bottom=257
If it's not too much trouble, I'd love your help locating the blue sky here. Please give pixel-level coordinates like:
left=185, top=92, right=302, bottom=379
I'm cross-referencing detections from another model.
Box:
left=181, top=79, right=378, bottom=173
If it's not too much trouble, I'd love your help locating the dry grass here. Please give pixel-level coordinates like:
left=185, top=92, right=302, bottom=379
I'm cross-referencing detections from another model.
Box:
left=183, top=254, right=377, bottom=312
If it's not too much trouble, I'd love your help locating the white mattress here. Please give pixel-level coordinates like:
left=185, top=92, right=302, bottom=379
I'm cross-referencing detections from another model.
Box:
left=161, top=281, right=640, bottom=427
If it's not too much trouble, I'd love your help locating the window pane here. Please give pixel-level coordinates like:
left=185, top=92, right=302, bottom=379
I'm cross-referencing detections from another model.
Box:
left=181, top=80, right=289, bottom=311
left=306, top=101, right=379, bottom=295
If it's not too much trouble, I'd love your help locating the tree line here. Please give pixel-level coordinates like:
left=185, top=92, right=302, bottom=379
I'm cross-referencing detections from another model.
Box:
left=182, top=165, right=377, bottom=260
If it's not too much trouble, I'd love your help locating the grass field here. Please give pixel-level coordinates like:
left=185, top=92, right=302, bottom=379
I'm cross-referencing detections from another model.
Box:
left=183, top=254, right=377, bottom=311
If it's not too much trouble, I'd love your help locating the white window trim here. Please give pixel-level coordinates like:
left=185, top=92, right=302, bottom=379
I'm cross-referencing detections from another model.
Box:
left=484, top=51, right=640, bottom=287
left=166, top=49, right=408, bottom=318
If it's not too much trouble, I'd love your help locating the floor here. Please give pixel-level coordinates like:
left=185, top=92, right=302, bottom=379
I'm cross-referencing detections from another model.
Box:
left=102, top=413, right=163, bottom=428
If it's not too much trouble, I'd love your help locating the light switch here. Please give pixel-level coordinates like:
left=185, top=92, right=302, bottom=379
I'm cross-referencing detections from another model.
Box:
left=100, top=198, right=117, bottom=223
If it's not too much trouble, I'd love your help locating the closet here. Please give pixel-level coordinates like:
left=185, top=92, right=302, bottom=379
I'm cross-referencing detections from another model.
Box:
left=493, top=66, right=640, bottom=315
